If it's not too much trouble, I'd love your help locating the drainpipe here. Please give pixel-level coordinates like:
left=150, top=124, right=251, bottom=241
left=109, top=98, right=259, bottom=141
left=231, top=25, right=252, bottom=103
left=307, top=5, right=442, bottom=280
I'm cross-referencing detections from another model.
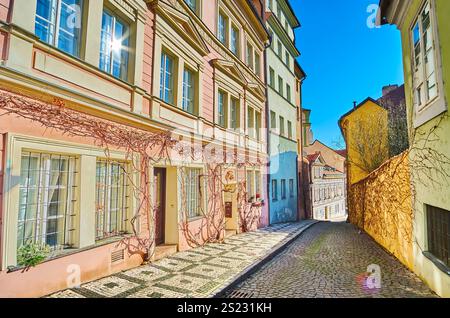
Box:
left=264, top=32, right=272, bottom=225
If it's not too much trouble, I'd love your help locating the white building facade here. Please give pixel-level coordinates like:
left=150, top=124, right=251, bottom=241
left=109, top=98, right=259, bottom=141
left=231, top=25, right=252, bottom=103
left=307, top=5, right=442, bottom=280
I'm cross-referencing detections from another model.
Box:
left=308, top=153, right=347, bottom=221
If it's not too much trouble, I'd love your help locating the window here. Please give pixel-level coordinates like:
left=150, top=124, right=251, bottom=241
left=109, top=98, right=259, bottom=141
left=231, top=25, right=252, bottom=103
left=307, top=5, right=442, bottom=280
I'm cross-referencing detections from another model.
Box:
left=218, top=91, right=227, bottom=127
left=99, top=10, right=129, bottom=80
left=288, top=121, right=292, bottom=139
left=277, top=40, right=282, bottom=57
left=246, top=171, right=255, bottom=202
left=231, top=25, right=239, bottom=55
left=35, top=0, right=84, bottom=57
left=285, top=51, right=290, bottom=66
left=184, top=168, right=202, bottom=218
left=160, top=52, right=175, bottom=105
left=269, top=68, right=275, bottom=87
left=185, top=0, right=197, bottom=12
left=18, top=152, right=77, bottom=250
left=281, top=179, right=286, bottom=199
left=270, top=111, right=276, bottom=129
left=255, top=52, right=261, bottom=77
left=411, top=1, right=444, bottom=120
left=248, top=107, right=255, bottom=139
left=285, top=20, right=289, bottom=33
left=278, top=76, right=283, bottom=96
left=279, top=116, right=285, bottom=136
left=230, top=97, right=239, bottom=129
left=218, top=12, right=227, bottom=44
left=255, top=111, right=261, bottom=141
left=268, top=0, right=273, bottom=11
left=426, top=205, right=450, bottom=269
left=286, top=84, right=291, bottom=102
left=289, top=179, right=294, bottom=197
left=277, top=4, right=281, bottom=19
left=255, top=171, right=261, bottom=200
left=246, top=43, right=254, bottom=70
left=96, top=160, right=129, bottom=240
left=182, top=67, right=195, bottom=114
left=272, top=179, right=278, bottom=201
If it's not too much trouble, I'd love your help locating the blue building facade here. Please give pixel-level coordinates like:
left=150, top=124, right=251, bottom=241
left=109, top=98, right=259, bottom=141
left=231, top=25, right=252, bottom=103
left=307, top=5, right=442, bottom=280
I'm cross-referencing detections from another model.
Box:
left=265, top=0, right=301, bottom=224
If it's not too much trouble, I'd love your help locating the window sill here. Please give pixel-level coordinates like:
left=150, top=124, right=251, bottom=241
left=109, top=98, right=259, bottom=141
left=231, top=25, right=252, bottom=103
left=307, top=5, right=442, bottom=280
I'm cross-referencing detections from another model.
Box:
left=157, top=98, right=199, bottom=119
left=422, top=251, right=450, bottom=276
left=7, top=236, right=130, bottom=274
left=33, top=39, right=134, bottom=89
left=187, top=216, right=204, bottom=223
left=413, top=96, right=447, bottom=128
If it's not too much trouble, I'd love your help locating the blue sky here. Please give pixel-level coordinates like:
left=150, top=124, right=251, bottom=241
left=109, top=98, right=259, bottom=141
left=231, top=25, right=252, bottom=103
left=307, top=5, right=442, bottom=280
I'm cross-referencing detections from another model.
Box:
left=292, top=0, right=404, bottom=148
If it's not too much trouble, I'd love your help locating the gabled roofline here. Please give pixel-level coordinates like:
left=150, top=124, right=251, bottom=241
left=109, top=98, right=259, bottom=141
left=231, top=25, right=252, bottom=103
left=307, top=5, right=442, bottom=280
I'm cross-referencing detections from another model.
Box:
left=310, top=139, right=346, bottom=159
left=338, top=97, right=386, bottom=125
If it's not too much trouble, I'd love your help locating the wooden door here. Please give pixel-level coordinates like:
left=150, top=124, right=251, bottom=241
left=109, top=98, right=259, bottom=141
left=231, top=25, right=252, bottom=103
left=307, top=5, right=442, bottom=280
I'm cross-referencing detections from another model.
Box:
left=154, top=168, right=166, bottom=246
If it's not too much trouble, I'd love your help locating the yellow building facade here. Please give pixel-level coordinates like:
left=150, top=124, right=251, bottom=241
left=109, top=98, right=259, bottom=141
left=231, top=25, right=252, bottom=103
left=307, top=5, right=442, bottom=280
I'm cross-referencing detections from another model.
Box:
left=339, top=98, right=389, bottom=185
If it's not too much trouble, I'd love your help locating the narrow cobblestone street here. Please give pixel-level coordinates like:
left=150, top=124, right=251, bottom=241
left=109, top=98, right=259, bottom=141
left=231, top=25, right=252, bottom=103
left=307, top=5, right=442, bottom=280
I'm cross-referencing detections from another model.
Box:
left=226, top=222, right=437, bottom=298
left=49, top=221, right=317, bottom=298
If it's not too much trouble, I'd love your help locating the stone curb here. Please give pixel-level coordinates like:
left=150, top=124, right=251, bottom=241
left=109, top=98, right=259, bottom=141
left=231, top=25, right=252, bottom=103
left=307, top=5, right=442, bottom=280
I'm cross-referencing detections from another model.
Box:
left=212, top=220, right=320, bottom=298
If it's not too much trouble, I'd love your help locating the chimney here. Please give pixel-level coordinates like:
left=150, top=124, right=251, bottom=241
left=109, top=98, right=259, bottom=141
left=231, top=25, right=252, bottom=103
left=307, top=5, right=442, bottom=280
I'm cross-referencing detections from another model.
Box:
left=353, top=101, right=357, bottom=108
left=382, top=84, right=399, bottom=96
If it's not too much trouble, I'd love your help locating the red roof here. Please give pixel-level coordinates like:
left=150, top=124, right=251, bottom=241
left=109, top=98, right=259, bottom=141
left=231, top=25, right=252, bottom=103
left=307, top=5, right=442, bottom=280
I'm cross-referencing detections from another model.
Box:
left=306, top=152, right=321, bottom=163
left=335, top=149, right=347, bottom=157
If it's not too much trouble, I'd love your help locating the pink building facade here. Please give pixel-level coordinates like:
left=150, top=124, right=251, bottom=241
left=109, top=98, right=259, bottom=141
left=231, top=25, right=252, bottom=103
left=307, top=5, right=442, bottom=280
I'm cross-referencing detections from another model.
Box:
left=0, top=0, right=269, bottom=297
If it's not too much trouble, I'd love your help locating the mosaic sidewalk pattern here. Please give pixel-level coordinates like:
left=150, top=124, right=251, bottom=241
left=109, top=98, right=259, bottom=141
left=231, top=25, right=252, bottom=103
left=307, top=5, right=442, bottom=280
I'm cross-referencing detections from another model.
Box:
left=49, top=221, right=317, bottom=298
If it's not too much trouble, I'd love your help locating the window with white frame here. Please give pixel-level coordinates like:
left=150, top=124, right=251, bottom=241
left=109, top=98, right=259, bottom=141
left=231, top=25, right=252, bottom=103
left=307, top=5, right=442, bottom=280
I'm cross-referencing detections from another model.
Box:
left=255, top=111, right=261, bottom=141
left=246, top=170, right=255, bottom=202
left=285, top=51, right=290, bottom=66
left=248, top=107, right=255, bottom=139
left=231, top=25, right=239, bottom=56
left=246, top=43, right=254, bottom=70
left=160, top=51, right=175, bottom=105
left=412, top=1, right=440, bottom=112
left=218, top=90, right=227, bottom=128
left=183, top=168, right=203, bottom=219
left=95, top=160, right=129, bottom=240
left=99, top=9, right=130, bottom=81
left=230, top=97, right=239, bottom=129
left=287, top=120, right=292, bottom=139
left=35, top=0, right=84, bottom=57
left=255, top=171, right=261, bottom=200
left=270, top=111, right=276, bottom=129
left=277, top=40, right=282, bottom=57
left=255, top=52, right=261, bottom=77
left=18, top=152, right=77, bottom=251
left=218, top=11, right=227, bottom=45
left=287, top=84, right=291, bottom=102
left=279, top=116, right=285, bottom=136
left=269, top=67, right=275, bottom=87
left=278, top=76, right=284, bottom=96
left=182, top=67, right=195, bottom=114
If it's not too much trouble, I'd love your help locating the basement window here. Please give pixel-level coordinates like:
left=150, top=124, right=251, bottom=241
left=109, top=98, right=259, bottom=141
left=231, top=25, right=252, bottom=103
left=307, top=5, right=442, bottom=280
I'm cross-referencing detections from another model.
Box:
left=425, top=205, right=450, bottom=274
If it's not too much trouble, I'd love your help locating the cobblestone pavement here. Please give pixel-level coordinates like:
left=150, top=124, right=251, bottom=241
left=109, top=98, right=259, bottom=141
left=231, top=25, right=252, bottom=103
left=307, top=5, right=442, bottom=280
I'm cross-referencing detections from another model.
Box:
left=226, top=222, right=437, bottom=298
left=49, top=220, right=317, bottom=298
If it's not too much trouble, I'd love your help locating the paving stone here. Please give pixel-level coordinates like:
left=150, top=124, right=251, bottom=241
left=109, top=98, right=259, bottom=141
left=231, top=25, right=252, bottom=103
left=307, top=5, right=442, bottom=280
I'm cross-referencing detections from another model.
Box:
left=226, top=222, right=437, bottom=298
left=49, top=220, right=316, bottom=298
